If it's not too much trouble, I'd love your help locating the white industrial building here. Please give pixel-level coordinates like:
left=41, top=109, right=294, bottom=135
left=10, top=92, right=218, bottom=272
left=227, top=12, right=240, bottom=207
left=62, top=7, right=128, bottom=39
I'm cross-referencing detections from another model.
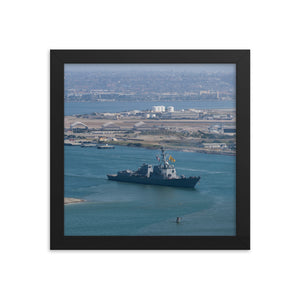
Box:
left=152, top=105, right=165, bottom=112
left=167, top=106, right=174, bottom=112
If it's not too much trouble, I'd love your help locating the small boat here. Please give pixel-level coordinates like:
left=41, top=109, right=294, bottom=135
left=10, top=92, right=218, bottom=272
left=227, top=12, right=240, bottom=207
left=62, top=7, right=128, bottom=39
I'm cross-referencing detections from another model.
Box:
left=176, top=217, right=182, bottom=224
left=81, top=143, right=97, bottom=147
left=97, top=144, right=115, bottom=149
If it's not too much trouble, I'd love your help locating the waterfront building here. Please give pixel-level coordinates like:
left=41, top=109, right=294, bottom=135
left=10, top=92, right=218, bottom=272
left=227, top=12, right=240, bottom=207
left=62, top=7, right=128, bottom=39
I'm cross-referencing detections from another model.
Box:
left=202, top=143, right=228, bottom=149
left=152, top=105, right=165, bottom=112
left=70, top=122, right=88, bottom=133
left=101, top=113, right=118, bottom=119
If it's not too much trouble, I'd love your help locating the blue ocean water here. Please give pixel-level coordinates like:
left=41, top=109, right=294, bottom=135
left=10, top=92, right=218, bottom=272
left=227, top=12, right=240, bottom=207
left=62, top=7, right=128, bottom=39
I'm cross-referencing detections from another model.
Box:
left=64, top=146, right=236, bottom=236
left=65, top=100, right=235, bottom=115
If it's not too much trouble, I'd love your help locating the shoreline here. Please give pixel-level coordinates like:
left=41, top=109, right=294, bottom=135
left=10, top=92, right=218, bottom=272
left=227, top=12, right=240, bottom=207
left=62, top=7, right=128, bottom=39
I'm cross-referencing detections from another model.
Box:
left=64, top=197, right=86, bottom=205
left=65, top=142, right=235, bottom=156
left=101, top=142, right=236, bottom=156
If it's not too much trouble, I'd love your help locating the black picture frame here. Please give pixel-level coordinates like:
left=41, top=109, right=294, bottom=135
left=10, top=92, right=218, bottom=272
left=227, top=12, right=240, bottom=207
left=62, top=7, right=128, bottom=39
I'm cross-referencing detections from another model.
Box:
left=51, top=50, right=250, bottom=250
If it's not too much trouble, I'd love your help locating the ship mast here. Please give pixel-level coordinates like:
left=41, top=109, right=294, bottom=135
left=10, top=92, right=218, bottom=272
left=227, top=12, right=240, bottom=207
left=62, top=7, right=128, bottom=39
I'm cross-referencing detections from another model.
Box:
left=160, top=147, right=169, bottom=169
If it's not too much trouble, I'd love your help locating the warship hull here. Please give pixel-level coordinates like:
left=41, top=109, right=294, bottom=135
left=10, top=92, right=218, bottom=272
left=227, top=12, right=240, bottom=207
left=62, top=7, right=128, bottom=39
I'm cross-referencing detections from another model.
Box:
left=107, top=174, right=200, bottom=188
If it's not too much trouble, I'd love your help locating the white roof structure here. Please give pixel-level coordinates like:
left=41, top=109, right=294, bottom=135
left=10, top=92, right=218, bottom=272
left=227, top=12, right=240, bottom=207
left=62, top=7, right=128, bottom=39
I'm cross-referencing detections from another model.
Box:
left=102, top=122, right=114, bottom=128
left=102, top=122, right=120, bottom=129
left=134, top=121, right=145, bottom=128
left=70, top=122, right=88, bottom=129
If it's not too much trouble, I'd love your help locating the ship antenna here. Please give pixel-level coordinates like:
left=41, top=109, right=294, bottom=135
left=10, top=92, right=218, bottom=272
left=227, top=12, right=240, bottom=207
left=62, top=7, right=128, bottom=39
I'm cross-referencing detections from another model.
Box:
left=160, top=146, right=167, bottom=168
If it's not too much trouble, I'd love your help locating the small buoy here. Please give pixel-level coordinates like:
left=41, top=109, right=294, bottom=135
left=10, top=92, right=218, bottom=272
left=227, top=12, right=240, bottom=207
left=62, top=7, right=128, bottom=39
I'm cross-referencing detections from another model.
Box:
left=176, top=217, right=181, bottom=224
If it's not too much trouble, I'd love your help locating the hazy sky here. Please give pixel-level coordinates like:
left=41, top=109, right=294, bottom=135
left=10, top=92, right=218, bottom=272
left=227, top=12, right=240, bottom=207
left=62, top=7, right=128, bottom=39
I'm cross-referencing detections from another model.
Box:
left=65, top=64, right=235, bottom=74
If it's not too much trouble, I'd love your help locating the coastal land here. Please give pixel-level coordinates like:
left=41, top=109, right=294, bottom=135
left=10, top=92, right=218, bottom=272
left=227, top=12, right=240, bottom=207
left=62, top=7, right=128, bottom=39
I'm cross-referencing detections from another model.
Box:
left=64, top=107, right=236, bottom=155
left=64, top=197, right=85, bottom=205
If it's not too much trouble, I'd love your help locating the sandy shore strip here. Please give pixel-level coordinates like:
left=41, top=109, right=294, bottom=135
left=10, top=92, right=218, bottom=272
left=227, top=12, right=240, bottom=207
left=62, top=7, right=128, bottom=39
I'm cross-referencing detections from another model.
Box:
left=64, top=197, right=86, bottom=205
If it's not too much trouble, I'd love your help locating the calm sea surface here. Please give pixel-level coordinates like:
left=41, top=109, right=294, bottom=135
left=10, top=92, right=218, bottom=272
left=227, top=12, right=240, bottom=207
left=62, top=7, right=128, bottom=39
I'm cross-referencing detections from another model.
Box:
left=64, top=146, right=236, bottom=236
left=65, top=100, right=235, bottom=115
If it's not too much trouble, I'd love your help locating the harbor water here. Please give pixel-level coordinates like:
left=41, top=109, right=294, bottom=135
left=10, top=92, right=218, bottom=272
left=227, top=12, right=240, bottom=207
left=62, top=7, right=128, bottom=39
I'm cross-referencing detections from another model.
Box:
left=64, top=145, right=236, bottom=236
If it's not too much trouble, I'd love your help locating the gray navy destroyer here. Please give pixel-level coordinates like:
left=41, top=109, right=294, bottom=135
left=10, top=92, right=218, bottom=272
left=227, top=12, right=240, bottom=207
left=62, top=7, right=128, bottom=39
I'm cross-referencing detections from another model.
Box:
left=107, top=147, right=200, bottom=188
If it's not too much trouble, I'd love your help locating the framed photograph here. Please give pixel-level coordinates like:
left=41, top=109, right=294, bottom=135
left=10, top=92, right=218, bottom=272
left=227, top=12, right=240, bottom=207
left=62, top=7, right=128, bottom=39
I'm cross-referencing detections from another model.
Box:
left=51, top=50, right=250, bottom=250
